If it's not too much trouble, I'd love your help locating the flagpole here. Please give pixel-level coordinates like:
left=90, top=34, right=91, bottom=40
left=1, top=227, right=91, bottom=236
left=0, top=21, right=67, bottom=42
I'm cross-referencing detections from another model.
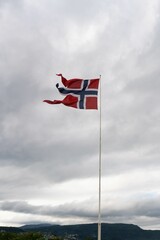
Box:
left=98, top=75, right=102, bottom=240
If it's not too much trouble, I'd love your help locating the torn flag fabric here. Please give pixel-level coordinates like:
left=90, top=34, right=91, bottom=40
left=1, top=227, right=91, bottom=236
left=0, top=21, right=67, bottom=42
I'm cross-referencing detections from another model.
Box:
left=43, top=74, right=100, bottom=110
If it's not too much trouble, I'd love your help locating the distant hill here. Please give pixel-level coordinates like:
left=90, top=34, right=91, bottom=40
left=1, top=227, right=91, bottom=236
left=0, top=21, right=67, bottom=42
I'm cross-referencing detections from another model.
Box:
left=0, top=226, right=24, bottom=233
left=20, top=223, right=160, bottom=240
left=20, top=223, right=53, bottom=230
left=1, top=223, right=160, bottom=240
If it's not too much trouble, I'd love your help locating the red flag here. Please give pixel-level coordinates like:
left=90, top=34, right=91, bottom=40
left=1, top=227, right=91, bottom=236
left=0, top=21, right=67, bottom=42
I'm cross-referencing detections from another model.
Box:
left=44, top=74, right=99, bottom=109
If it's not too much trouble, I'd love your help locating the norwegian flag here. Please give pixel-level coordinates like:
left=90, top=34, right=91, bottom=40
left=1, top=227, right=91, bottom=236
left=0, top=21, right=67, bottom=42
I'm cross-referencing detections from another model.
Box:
left=44, top=74, right=100, bottom=109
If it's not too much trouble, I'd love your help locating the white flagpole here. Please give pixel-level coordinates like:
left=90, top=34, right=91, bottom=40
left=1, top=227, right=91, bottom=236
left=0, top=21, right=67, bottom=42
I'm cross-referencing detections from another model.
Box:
left=98, top=75, right=102, bottom=240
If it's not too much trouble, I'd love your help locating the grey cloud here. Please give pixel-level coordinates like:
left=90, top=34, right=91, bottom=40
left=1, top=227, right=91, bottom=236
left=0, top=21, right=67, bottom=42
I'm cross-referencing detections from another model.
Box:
left=104, top=198, right=160, bottom=219
left=1, top=201, right=36, bottom=214
left=0, top=200, right=97, bottom=220
left=2, top=195, right=160, bottom=222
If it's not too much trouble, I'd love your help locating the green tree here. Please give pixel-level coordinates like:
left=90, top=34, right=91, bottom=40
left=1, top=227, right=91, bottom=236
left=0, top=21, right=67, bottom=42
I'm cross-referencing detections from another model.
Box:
left=0, top=232, right=44, bottom=240
left=85, top=237, right=94, bottom=240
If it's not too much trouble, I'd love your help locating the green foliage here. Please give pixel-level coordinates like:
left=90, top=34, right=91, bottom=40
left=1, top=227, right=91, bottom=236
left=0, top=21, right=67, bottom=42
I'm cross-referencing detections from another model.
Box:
left=0, top=232, right=44, bottom=240
left=84, top=237, right=94, bottom=240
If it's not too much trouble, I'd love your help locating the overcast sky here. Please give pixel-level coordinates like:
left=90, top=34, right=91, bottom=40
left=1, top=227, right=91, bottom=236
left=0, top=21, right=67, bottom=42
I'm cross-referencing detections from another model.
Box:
left=1, top=0, right=160, bottom=230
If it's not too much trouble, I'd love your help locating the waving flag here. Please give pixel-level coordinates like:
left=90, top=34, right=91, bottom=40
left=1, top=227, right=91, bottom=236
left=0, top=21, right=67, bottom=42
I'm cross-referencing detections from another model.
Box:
left=44, top=74, right=100, bottom=109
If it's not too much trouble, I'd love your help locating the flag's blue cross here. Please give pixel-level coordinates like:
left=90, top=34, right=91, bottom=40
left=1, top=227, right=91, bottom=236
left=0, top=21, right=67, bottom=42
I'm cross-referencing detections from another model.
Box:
left=56, top=80, right=98, bottom=109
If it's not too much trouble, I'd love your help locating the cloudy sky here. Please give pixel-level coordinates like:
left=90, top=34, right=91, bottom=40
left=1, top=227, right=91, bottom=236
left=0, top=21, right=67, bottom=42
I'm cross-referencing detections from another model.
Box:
left=1, top=0, right=160, bottom=230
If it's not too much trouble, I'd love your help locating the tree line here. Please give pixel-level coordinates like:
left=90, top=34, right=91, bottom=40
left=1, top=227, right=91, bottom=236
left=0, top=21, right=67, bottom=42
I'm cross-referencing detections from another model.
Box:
left=0, top=232, right=63, bottom=240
